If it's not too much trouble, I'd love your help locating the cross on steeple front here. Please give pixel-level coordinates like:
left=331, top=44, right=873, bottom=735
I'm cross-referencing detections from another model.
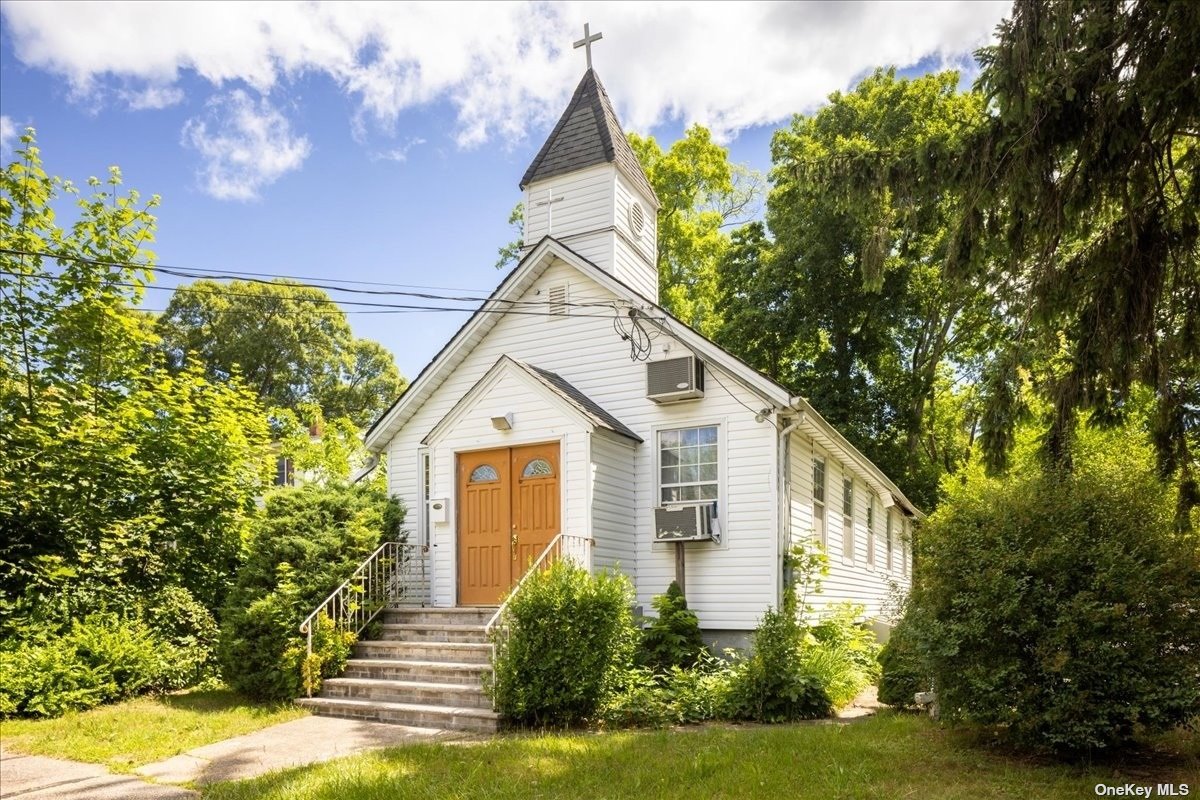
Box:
left=573, top=23, right=603, bottom=70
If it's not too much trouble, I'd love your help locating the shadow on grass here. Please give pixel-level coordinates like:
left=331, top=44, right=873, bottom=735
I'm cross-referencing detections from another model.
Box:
left=158, top=687, right=298, bottom=719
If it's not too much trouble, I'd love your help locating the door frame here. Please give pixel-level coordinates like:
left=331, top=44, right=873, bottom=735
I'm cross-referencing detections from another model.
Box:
left=453, top=435, right=567, bottom=606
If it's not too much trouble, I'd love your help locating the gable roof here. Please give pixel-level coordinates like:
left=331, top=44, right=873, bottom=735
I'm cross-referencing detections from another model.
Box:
left=421, top=355, right=641, bottom=445
left=364, top=235, right=921, bottom=518
left=520, top=69, right=659, bottom=208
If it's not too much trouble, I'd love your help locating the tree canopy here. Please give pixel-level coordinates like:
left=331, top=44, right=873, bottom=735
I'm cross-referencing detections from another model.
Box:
left=156, top=278, right=407, bottom=429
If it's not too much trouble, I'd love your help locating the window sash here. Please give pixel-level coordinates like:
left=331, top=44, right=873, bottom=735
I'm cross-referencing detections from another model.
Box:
left=886, top=512, right=894, bottom=571
left=866, top=497, right=876, bottom=567
left=842, top=478, right=853, bottom=516
left=659, top=425, right=720, bottom=504
left=813, top=458, right=826, bottom=503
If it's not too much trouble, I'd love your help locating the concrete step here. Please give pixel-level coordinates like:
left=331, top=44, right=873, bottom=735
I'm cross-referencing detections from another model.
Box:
left=342, top=658, right=491, bottom=684
left=321, top=677, right=490, bottom=709
left=352, top=640, right=491, bottom=664
left=382, top=607, right=497, bottom=626
left=297, top=696, right=499, bottom=734
left=376, top=623, right=489, bottom=643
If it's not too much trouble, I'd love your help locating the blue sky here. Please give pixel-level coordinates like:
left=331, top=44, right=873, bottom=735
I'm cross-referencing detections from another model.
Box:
left=0, top=1, right=1010, bottom=379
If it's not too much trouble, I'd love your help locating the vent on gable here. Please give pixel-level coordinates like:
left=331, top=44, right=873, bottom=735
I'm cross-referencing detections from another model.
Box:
left=628, top=201, right=645, bottom=236
left=547, top=283, right=569, bottom=316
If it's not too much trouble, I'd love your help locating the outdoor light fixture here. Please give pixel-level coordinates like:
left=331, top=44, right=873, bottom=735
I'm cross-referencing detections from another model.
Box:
left=491, top=413, right=514, bottom=431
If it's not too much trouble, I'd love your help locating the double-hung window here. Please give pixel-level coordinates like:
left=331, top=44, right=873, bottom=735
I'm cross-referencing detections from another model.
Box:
left=659, top=425, right=719, bottom=503
left=842, top=478, right=854, bottom=562
left=886, top=510, right=894, bottom=572
left=812, top=457, right=826, bottom=547
left=866, top=494, right=876, bottom=568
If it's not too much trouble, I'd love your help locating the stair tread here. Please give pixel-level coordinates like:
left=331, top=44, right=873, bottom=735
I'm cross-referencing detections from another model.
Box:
left=359, top=640, right=490, bottom=649
left=324, top=677, right=484, bottom=693
left=345, top=658, right=489, bottom=670
left=299, top=696, right=499, bottom=719
left=379, top=623, right=488, bottom=631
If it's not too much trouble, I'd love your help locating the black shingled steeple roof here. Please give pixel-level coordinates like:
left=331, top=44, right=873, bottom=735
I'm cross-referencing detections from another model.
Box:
left=520, top=69, right=659, bottom=207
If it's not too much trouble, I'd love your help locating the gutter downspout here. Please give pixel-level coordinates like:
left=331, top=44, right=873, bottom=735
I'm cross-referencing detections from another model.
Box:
left=776, top=412, right=805, bottom=607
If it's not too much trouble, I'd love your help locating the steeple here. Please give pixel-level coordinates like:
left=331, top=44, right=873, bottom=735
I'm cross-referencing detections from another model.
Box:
left=520, top=65, right=660, bottom=301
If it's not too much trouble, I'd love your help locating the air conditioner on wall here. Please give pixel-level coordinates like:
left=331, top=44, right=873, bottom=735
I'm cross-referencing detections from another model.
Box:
left=654, top=502, right=720, bottom=543
left=646, top=355, right=704, bottom=403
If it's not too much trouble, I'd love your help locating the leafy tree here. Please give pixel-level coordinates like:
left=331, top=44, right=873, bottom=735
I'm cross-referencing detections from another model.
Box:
left=718, top=70, right=996, bottom=506
left=0, top=131, right=271, bottom=621
left=156, top=279, right=407, bottom=429
left=494, top=202, right=524, bottom=270
left=629, top=125, right=763, bottom=334
left=864, top=1, right=1199, bottom=522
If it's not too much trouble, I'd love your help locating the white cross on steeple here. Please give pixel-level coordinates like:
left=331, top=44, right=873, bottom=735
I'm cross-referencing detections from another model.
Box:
left=573, top=23, right=603, bottom=70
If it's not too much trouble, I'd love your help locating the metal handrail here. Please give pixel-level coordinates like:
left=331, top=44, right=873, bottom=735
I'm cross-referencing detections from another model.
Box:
left=298, top=540, right=429, bottom=696
left=485, top=532, right=592, bottom=636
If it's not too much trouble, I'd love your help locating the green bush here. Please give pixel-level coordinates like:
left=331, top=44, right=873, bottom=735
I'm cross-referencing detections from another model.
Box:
left=218, top=483, right=403, bottom=701
left=0, top=615, right=182, bottom=718
left=905, top=423, right=1200, bottom=753
left=601, top=654, right=736, bottom=728
left=803, top=603, right=882, bottom=709
left=638, top=581, right=707, bottom=671
left=488, top=561, right=637, bottom=727
left=141, top=586, right=219, bottom=689
left=725, top=603, right=833, bottom=722
left=877, top=613, right=929, bottom=709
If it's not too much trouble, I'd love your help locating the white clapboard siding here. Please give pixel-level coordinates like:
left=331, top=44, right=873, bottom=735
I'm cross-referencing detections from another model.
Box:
left=524, top=165, right=615, bottom=265
left=612, top=171, right=658, bottom=300
left=787, top=431, right=910, bottom=620
left=590, top=433, right=637, bottom=577
left=386, top=257, right=779, bottom=630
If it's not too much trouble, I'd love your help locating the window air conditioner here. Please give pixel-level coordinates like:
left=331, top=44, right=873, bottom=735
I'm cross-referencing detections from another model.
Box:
left=654, top=502, right=719, bottom=543
left=646, top=355, right=704, bottom=403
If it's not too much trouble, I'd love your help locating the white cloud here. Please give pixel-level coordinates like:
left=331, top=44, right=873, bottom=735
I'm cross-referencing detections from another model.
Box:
left=370, top=137, right=427, bottom=163
left=120, top=85, right=185, bottom=110
left=181, top=90, right=311, bottom=200
left=0, top=116, right=16, bottom=157
left=1, top=1, right=1011, bottom=144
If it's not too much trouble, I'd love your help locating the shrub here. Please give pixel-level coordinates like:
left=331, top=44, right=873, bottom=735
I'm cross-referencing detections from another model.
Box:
left=488, top=561, right=637, bottom=727
left=141, top=586, right=219, bottom=689
left=905, top=422, right=1200, bottom=753
left=802, top=603, right=883, bottom=709
left=218, top=483, right=403, bottom=701
left=877, top=612, right=930, bottom=709
left=638, top=581, right=707, bottom=671
left=600, top=654, right=736, bottom=728
left=725, top=602, right=833, bottom=722
left=0, top=615, right=179, bottom=718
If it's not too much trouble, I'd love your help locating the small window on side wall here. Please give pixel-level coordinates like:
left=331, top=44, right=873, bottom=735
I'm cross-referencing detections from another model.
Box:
left=812, top=457, right=826, bottom=547
left=842, top=478, right=854, bottom=563
left=866, top=494, right=876, bottom=568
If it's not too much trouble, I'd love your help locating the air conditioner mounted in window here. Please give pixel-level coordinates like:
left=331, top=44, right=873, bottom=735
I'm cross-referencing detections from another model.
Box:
left=646, top=355, right=704, bottom=403
left=654, top=502, right=720, bottom=543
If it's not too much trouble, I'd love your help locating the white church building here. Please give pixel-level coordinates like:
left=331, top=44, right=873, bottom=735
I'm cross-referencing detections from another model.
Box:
left=361, top=64, right=921, bottom=647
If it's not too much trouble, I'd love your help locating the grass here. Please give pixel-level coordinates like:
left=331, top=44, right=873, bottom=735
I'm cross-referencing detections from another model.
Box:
left=0, top=685, right=307, bottom=773
left=204, top=712, right=1200, bottom=800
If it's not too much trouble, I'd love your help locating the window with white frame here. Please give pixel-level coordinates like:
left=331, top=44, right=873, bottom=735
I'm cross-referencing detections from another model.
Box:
left=842, top=478, right=854, bottom=562
left=866, top=494, right=876, bottom=568
left=659, top=425, right=719, bottom=503
left=418, top=449, right=431, bottom=546
left=812, top=457, right=826, bottom=546
left=886, top=510, right=894, bottom=572
left=901, top=521, right=909, bottom=576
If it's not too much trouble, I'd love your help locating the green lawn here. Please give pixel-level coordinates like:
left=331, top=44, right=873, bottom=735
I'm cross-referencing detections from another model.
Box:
left=204, top=713, right=1199, bottom=800
left=0, top=686, right=307, bottom=773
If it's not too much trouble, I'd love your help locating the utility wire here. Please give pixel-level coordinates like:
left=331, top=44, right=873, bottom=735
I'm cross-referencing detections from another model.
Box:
left=0, top=247, right=619, bottom=310
left=1, top=268, right=663, bottom=321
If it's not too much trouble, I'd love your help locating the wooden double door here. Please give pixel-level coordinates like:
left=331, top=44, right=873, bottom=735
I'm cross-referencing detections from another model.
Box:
left=456, top=442, right=560, bottom=605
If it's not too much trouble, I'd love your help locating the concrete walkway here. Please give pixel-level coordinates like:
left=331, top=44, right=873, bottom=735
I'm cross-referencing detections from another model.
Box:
left=2, top=716, right=463, bottom=797
left=135, top=715, right=465, bottom=786
left=0, top=747, right=195, bottom=799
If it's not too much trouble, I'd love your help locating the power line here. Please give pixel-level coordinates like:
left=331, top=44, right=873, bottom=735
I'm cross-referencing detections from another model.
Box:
left=1, top=268, right=663, bottom=321
left=0, top=247, right=618, bottom=311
